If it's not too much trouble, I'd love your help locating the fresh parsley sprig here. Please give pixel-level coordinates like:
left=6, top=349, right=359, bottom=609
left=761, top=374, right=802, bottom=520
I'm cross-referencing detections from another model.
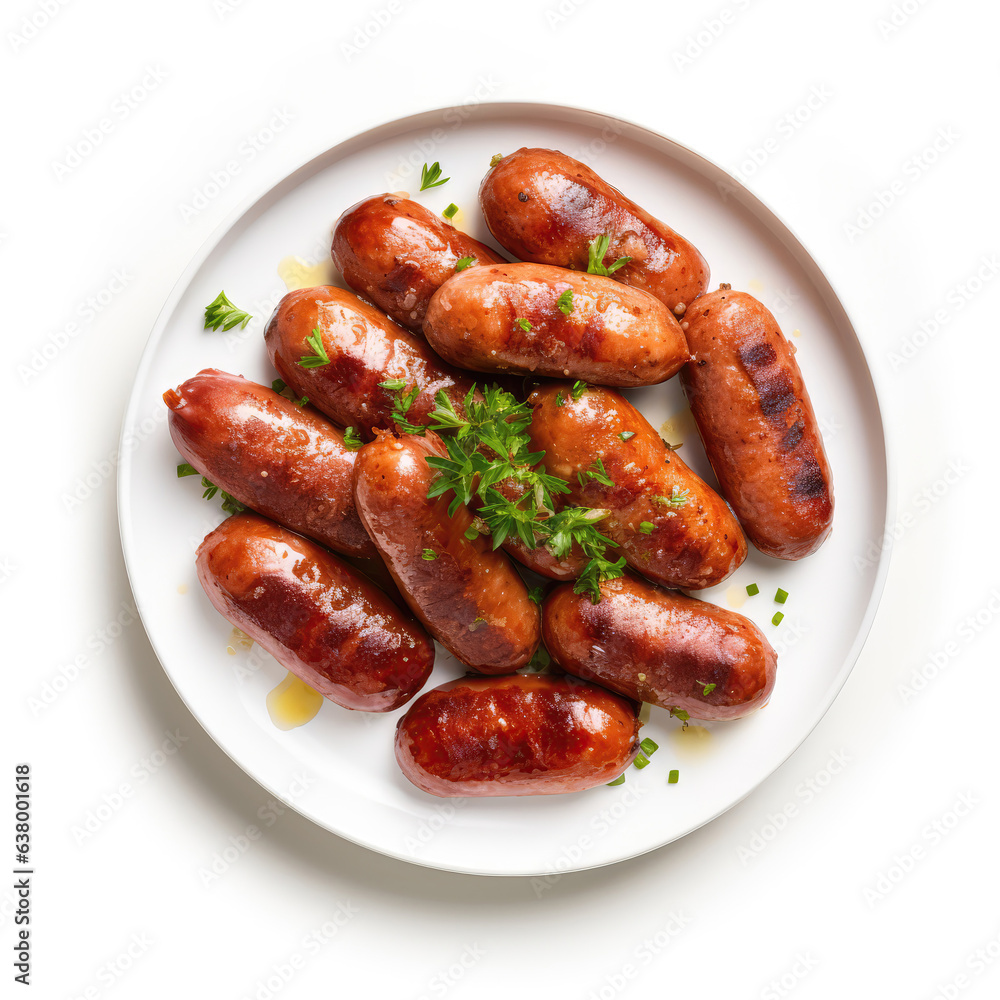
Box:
left=298, top=328, right=330, bottom=368
left=177, top=463, right=246, bottom=515
left=587, top=234, right=632, bottom=277
left=419, top=161, right=449, bottom=190
left=204, top=291, right=252, bottom=331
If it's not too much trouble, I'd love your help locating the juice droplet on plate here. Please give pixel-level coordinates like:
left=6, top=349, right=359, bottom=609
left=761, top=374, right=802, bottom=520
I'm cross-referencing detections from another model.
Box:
left=747, top=278, right=764, bottom=293
left=725, top=585, right=747, bottom=610
left=660, top=407, right=698, bottom=448
left=670, top=724, right=713, bottom=756
left=267, top=672, right=323, bottom=730
left=278, top=255, right=337, bottom=291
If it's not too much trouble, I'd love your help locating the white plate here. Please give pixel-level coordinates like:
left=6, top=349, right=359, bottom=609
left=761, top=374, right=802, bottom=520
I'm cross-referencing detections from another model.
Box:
left=117, top=103, right=890, bottom=877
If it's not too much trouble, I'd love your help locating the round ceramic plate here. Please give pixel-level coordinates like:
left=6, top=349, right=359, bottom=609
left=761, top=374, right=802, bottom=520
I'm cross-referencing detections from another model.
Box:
left=118, top=102, right=890, bottom=876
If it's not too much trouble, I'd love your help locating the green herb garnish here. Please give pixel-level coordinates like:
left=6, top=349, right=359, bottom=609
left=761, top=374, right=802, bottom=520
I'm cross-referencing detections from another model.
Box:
left=577, top=456, right=614, bottom=489
left=652, top=487, right=689, bottom=508
left=455, top=256, right=476, bottom=271
left=443, top=203, right=459, bottom=219
left=419, top=161, right=449, bottom=190
left=775, top=588, right=789, bottom=604
left=668, top=770, right=679, bottom=784
left=516, top=317, right=532, bottom=332
left=746, top=583, right=759, bottom=597
left=570, top=381, right=587, bottom=401
left=342, top=426, right=363, bottom=451
left=586, top=234, right=631, bottom=277
left=772, top=612, right=785, bottom=626
left=204, top=291, right=252, bottom=331
left=177, top=464, right=245, bottom=515
left=639, top=521, right=654, bottom=535
left=298, top=327, right=330, bottom=368
left=556, top=289, right=574, bottom=315
left=701, top=682, right=717, bottom=696
left=421, top=549, right=438, bottom=561
left=607, top=775, right=626, bottom=787
left=619, top=431, right=635, bottom=441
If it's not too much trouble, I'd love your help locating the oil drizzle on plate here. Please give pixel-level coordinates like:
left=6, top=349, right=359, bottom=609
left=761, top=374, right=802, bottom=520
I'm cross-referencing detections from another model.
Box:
left=660, top=407, right=698, bottom=448
left=267, top=671, right=323, bottom=730
left=278, top=255, right=337, bottom=291
left=670, top=724, right=713, bottom=756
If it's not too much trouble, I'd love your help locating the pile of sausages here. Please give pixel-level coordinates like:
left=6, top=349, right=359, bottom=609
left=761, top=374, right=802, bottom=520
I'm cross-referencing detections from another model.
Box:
left=165, top=147, right=834, bottom=798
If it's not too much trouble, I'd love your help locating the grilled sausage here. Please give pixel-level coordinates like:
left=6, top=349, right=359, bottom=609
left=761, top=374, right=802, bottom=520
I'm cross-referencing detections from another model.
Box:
left=331, top=193, right=505, bottom=330
left=195, top=513, right=434, bottom=712
left=352, top=432, right=541, bottom=672
left=264, top=285, right=475, bottom=439
left=527, top=384, right=746, bottom=590
left=543, top=574, right=776, bottom=721
left=479, top=147, right=709, bottom=311
left=681, top=288, right=834, bottom=559
left=164, top=369, right=376, bottom=559
left=422, top=262, right=689, bottom=386
left=395, top=673, right=640, bottom=796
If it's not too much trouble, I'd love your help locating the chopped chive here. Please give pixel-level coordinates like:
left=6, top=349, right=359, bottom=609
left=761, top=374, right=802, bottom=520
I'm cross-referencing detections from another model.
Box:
left=619, top=431, right=635, bottom=441
left=455, top=255, right=476, bottom=271
left=633, top=754, right=650, bottom=770
left=516, top=317, right=532, bottom=332
left=746, top=583, right=759, bottom=597
left=607, top=775, right=626, bottom=786
left=443, top=203, right=459, bottom=219
left=639, top=737, right=658, bottom=756
left=668, top=770, right=679, bottom=784
left=702, top=682, right=716, bottom=696
left=176, top=463, right=199, bottom=478
left=422, top=549, right=438, bottom=561
left=342, top=426, right=363, bottom=451
left=772, top=611, right=784, bottom=626
left=639, top=521, right=655, bottom=535
left=775, top=588, right=788, bottom=604
left=464, top=525, right=479, bottom=540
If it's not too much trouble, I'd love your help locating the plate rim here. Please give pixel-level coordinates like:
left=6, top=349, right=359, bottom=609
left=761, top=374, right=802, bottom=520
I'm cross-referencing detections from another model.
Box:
left=116, top=100, right=895, bottom=877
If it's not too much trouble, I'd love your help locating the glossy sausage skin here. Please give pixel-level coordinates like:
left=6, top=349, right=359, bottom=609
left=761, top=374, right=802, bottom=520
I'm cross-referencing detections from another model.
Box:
left=331, top=194, right=505, bottom=330
left=164, top=369, right=376, bottom=559
left=543, top=575, right=776, bottom=721
left=480, top=147, right=710, bottom=311
left=352, top=432, right=541, bottom=672
left=395, top=674, right=640, bottom=796
left=264, top=286, right=476, bottom=439
left=528, top=384, right=746, bottom=590
left=681, top=288, right=834, bottom=559
left=423, top=262, right=690, bottom=386
left=196, top=514, right=434, bottom=712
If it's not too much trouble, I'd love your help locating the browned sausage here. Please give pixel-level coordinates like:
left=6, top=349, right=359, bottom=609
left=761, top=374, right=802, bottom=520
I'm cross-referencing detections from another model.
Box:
left=680, top=288, right=834, bottom=559
left=263, top=286, right=475, bottom=439
left=422, top=262, right=690, bottom=386
left=479, top=147, right=709, bottom=311
left=543, top=574, right=776, bottom=721
left=164, top=369, right=376, bottom=559
left=395, top=674, right=640, bottom=796
left=331, top=193, right=505, bottom=330
left=196, top=513, right=434, bottom=712
left=527, top=384, right=746, bottom=590
left=352, top=432, right=541, bottom=672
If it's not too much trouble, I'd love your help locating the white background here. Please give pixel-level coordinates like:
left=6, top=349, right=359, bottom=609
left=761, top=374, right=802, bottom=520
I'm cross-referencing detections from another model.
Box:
left=4, top=0, right=999, bottom=997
